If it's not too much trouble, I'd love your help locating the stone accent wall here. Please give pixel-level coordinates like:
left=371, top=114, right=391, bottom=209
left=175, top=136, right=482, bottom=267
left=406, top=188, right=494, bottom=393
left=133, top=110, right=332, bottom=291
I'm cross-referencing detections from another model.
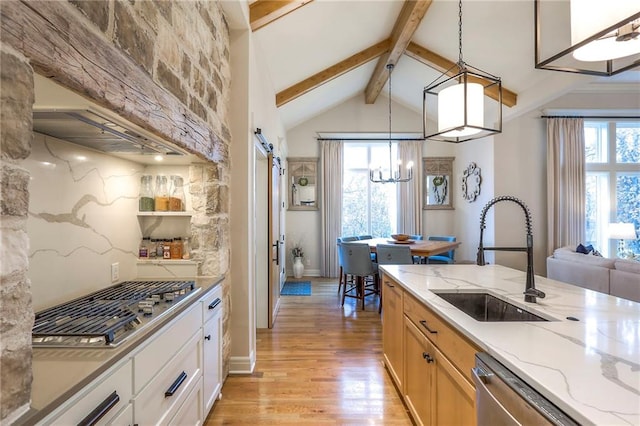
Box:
left=0, top=48, right=35, bottom=421
left=0, top=0, right=232, bottom=420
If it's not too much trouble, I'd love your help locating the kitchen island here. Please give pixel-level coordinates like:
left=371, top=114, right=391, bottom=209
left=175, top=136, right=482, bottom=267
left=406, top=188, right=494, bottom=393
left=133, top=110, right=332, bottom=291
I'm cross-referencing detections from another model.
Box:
left=380, top=264, right=639, bottom=426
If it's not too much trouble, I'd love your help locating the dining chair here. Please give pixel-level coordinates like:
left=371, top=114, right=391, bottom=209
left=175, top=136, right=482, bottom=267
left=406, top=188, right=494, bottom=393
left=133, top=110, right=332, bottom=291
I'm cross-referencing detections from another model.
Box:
left=339, top=241, right=379, bottom=310
left=337, top=236, right=360, bottom=295
left=376, top=244, right=413, bottom=314
left=376, top=244, right=414, bottom=265
left=425, top=235, right=457, bottom=264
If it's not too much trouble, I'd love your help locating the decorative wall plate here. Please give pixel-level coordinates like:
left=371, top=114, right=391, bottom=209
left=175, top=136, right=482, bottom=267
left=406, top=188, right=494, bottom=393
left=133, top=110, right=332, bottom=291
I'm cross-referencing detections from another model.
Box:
left=462, top=162, right=482, bottom=202
left=298, top=177, right=308, bottom=186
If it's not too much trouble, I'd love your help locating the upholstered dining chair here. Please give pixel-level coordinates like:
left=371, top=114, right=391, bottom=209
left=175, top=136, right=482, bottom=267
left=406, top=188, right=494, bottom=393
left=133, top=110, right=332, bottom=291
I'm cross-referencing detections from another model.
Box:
left=339, top=241, right=379, bottom=310
left=337, top=236, right=359, bottom=295
left=425, top=235, right=457, bottom=264
left=376, top=244, right=414, bottom=265
left=376, top=244, right=413, bottom=313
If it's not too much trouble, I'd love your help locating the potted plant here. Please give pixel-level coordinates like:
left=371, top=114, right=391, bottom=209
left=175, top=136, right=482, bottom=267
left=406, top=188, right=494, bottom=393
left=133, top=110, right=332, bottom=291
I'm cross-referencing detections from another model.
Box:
left=291, top=245, right=305, bottom=278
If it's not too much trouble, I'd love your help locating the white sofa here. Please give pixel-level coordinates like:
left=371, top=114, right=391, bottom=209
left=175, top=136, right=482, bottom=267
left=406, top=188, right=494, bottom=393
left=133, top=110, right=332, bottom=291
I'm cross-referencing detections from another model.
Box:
left=547, top=246, right=640, bottom=302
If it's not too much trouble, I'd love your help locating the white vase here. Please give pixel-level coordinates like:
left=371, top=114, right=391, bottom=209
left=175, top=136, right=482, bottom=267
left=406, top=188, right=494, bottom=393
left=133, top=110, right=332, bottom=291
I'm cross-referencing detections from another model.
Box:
left=293, top=257, right=304, bottom=278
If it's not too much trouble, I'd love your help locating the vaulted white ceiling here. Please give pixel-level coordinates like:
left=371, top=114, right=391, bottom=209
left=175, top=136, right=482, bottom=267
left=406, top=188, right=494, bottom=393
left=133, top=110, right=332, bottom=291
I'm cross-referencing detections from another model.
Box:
left=224, top=0, right=640, bottom=130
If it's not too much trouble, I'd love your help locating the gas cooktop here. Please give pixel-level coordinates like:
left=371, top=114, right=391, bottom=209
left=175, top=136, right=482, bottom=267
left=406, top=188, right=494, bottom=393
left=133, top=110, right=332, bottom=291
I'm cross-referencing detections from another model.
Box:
left=32, top=280, right=201, bottom=348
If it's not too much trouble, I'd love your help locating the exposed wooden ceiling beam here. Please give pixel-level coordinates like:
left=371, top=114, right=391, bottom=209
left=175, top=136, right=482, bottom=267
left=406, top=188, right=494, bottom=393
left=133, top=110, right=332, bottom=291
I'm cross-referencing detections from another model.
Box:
left=276, top=39, right=391, bottom=107
left=250, top=0, right=314, bottom=31
left=364, top=0, right=433, bottom=104
left=405, top=42, right=518, bottom=107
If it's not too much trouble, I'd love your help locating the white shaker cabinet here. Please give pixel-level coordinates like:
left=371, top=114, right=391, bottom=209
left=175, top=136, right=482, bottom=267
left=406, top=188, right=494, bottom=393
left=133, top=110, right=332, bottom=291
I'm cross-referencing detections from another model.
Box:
left=202, top=286, right=223, bottom=416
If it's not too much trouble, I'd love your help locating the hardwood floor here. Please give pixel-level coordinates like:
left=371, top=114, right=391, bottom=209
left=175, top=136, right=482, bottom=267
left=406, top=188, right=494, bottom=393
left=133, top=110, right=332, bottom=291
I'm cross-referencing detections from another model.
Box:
left=205, top=278, right=412, bottom=425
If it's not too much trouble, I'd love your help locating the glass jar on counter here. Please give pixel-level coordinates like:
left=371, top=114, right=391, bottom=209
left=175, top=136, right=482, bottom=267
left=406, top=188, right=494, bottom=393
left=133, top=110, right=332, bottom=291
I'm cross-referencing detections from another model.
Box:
left=169, top=175, right=185, bottom=211
left=139, top=175, right=154, bottom=211
left=154, top=175, right=169, bottom=211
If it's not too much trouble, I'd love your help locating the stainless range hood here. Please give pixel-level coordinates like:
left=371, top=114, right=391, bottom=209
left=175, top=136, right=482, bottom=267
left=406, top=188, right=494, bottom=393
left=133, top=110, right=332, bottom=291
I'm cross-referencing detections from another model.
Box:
left=32, top=109, right=188, bottom=156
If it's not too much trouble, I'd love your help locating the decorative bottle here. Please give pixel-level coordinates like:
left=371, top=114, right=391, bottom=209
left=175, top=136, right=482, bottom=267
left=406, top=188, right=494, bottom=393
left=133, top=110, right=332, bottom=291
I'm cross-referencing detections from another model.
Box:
left=139, top=175, right=154, bottom=211
left=169, top=175, right=185, bottom=211
left=154, top=175, right=169, bottom=211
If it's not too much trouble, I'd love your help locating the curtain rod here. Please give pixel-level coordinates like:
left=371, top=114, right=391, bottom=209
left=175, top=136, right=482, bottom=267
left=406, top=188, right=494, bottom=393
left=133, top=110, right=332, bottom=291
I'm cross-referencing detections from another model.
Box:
left=541, top=115, right=640, bottom=119
left=316, top=137, right=424, bottom=141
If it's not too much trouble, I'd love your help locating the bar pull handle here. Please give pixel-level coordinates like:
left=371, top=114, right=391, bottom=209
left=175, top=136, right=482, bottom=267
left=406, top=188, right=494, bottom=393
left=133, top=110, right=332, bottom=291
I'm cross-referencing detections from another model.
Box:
left=384, top=281, right=395, bottom=288
left=419, top=320, right=438, bottom=334
left=272, top=241, right=280, bottom=264
left=165, top=371, right=187, bottom=397
left=208, top=298, right=221, bottom=310
left=204, top=334, right=211, bottom=341
left=77, top=391, right=120, bottom=426
left=423, top=352, right=434, bottom=363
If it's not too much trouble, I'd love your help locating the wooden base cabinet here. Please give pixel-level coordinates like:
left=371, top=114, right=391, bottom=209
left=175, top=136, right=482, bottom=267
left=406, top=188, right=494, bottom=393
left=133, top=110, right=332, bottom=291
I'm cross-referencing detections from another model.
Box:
left=404, top=317, right=434, bottom=426
left=382, top=276, right=404, bottom=389
left=381, top=272, right=479, bottom=426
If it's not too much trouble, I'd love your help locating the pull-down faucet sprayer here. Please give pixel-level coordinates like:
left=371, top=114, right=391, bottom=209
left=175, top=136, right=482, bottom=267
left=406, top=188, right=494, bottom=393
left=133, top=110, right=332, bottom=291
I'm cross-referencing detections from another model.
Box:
left=476, top=196, right=545, bottom=303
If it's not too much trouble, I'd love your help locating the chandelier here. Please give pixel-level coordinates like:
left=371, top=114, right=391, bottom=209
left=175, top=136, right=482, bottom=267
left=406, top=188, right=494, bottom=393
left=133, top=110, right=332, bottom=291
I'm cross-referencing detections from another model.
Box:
left=369, top=63, right=413, bottom=184
left=423, top=0, right=502, bottom=143
left=535, top=0, right=640, bottom=76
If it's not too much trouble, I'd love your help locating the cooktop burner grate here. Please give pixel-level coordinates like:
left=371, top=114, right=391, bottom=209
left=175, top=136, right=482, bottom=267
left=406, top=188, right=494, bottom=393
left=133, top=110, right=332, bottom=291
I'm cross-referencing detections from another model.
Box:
left=33, top=280, right=196, bottom=346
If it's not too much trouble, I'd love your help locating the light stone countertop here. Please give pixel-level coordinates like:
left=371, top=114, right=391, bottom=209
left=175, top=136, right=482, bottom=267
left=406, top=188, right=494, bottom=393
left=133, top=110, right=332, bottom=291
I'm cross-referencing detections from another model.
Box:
left=17, top=276, right=223, bottom=425
left=379, top=264, right=640, bottom=426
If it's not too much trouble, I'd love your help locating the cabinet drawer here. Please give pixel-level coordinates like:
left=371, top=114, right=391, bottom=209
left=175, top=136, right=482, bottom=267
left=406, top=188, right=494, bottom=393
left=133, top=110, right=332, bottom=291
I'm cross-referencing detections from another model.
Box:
left=169, top=376, right=203, bottom=426
left=46, top=360, right=132, bottom=425
left=133, top=302, right=200, bottom=393
left=404, top=292, right=479, bottom=384
left=133, top=332, right=202, bottom=425
left=404, top=292, right=445, bottom=344
left=201, top=285, right=223, bottom=324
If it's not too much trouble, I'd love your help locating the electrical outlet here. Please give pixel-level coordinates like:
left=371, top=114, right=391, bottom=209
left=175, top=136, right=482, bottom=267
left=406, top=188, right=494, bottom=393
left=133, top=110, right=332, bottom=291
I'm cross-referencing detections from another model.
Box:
left=111, top=263, right=120, bottom=282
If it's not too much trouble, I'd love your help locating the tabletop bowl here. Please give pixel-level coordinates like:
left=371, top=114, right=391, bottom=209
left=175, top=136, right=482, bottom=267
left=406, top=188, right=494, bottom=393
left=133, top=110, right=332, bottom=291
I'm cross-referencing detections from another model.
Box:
left=390, top=233, right=410, bottom=241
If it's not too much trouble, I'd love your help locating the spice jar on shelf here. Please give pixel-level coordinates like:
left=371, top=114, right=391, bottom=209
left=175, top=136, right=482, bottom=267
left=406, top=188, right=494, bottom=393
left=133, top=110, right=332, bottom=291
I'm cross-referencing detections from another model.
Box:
left=139, top=175, right=154, bottom=211
left=169, top=175, right=185, bottom=211
left=170, top=237, right=183, bottom=259
left=154, top=175, right=169, bottom=211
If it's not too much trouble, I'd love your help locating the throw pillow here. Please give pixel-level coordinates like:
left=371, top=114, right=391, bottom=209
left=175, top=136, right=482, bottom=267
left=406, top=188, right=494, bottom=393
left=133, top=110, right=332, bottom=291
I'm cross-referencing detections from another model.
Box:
left=576, top=243, right=593, bottom=254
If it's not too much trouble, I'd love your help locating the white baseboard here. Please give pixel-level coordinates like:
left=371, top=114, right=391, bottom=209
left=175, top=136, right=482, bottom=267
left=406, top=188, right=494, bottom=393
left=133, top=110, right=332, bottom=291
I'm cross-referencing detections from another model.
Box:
left=286, top=269, right=321, bottom=277
left=228, top=352, right=256, bottom=374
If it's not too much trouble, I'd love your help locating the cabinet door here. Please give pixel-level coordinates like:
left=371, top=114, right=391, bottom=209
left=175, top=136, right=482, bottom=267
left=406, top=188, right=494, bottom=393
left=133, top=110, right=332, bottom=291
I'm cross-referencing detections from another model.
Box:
left=403, top=317, right=434, bottom=426
left=433, top=345, right=476, bottom=426
left=203, top=310, right=222, bottom=415
left=382, top=274, right=404, bottom=389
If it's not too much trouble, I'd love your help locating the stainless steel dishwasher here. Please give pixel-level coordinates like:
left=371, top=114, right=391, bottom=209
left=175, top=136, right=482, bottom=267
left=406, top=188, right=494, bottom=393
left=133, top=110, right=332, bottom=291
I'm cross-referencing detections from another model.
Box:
left=473, top=353, right=580, bottom=426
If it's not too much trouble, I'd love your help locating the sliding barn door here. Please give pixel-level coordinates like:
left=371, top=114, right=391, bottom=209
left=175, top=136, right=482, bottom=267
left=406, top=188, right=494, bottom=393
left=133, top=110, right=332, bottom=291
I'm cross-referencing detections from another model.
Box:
left=268, top=154, right=283, bottom=328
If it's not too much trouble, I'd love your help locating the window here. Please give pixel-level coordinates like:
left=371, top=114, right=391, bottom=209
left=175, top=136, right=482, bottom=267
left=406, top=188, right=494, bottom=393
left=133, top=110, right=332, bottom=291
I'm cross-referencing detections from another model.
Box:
left=585, top=120, right=640, bottom=257
left=342, top=143, right=398, bottom=237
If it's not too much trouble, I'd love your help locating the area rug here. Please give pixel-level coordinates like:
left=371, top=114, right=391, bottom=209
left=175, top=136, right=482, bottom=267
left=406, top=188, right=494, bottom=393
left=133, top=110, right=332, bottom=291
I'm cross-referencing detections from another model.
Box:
left=281, top=281, right=311, bottom=296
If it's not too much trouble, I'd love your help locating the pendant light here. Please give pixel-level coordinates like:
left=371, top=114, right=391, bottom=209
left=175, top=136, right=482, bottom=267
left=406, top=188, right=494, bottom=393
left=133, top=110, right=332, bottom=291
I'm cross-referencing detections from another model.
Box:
left=535, top=0, right=640, bottom=76
left=369, top=64, right=413, bottom=184
left=423, top=0, right=502, bottom=143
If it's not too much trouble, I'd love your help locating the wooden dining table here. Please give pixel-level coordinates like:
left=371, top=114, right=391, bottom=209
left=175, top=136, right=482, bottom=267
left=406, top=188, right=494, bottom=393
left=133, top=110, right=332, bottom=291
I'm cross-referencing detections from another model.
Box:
left=359, top=237, right=461, bottom=258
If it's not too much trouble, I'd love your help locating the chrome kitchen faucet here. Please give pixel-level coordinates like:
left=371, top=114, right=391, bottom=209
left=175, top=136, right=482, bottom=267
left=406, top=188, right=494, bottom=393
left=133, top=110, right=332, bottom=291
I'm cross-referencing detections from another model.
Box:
left=476, top=196, right=545, bottom=303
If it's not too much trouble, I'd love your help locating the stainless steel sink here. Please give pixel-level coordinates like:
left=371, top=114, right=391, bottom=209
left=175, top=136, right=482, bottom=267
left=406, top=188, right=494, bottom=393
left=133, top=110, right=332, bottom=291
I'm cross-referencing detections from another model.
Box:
left=433, top=291, right=548, bottom=322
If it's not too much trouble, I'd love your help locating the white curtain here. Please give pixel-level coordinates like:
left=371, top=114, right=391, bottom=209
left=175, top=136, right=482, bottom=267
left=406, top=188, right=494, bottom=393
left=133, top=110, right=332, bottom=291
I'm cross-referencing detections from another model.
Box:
left=397, top=141, right=423, bottom=235
left=320, top=140, right=343, bottom=277
left=546, top=117, right=585, bottom=254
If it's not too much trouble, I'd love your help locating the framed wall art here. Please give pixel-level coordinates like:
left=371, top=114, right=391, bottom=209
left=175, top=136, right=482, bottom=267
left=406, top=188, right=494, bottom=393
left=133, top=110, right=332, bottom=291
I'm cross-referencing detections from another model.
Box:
left=422, top=157, right=454, bottom=210
left=461, top=162, right=482, bottom=202
left=287, top=157, right=319, bottom=211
